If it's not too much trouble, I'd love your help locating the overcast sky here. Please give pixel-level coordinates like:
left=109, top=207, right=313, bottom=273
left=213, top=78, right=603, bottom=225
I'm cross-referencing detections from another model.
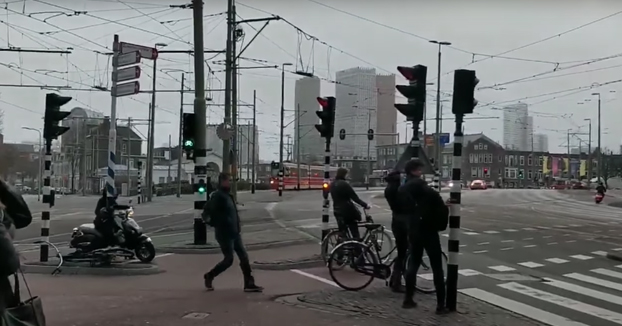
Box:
left=1, top=0, right=621, bottom=159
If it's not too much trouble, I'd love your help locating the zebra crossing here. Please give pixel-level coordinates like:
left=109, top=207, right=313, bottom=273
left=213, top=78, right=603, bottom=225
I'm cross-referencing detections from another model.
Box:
left=460, top=264, right=622, bottom=325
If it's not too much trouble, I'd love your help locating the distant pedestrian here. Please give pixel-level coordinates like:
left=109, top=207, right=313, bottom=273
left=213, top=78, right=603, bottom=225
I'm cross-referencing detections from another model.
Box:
left=202, top=172, right=263, bottom=292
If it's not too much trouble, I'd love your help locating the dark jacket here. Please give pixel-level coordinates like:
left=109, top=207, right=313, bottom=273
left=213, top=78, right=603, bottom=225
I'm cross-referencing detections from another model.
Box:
left=208, top=188, right=241, bottom=238
left=398, top=175, right=447, bottom=234
left=596, top=185, right=606, bottom=194
left=0, top=180, right=32, bottom=229
left=330, top=176, right=368, bottom=222
left=94, top=196, right=117, bottom=216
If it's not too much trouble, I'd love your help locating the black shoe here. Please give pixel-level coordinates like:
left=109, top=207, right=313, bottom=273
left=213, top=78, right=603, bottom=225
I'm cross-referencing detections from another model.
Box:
left=244, top=284, right=264, bottom=293
left=402, top=299, right=417, bottom=309
left=436, top=307, right=450, bottom=315
left=203, top=274, right=214, bottom=291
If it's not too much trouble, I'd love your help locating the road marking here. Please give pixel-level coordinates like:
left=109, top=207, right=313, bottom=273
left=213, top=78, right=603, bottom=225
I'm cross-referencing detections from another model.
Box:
left=441, top=234, right=449, bottom=237
left=499, top=282, right=622, bottom=325
left=419, top=273, right=434, bottom=280
left=501, top=239, right=515, bottom=243
left=553, top=225, right=567, bottom=228
left=522, top=227, right=537, bottom=231
left=537, top=226, right=551, bottom=230
left=543, top=277, right=622, bottom=307
left=547, top=242, right=558, bottom=245
left=290, top=269, right=338, bottom=287
left=592, top=251, right=608, bottom=256
left=464, top=232, right=479, bottom=235
left=570, top=254, right=593, bottom=260
left=566, top=240, right=577, bottom=243
left=568, top=224, right=582, bottom=227
left=488, top=265, right=515, bottom=272
left=592, top=268, right=622, bottom=280
left=458, top=269, right=481, bottom=276
left=459, top=288, right=588, bottom=326
left=518, top=262, right=544, bottom=268
left=523, top=244, right=537, bottom=248
left=473, top=250, right=488, bottom=254
left=565, top=273, right=622, bottom=292
left=500, top=247, right=514, bottom=251
left=613, top=248, right=622, bottom=251
left=545, top=258, right=569, bottom=264
left=477, top=242, right=490, bottom=245
left=483, top=230, right=499, bottom=234
left=504, top=229, right=518, bottom=232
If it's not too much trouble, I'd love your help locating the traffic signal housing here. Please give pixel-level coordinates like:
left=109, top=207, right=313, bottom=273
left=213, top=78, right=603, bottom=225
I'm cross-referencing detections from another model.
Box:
left=43, top=93, right=72, bottom=141
left=452, top=69, right=479, bottom=115
left=484, top=168, right=489, bottom=175
left=315, top=96, right=336, bottom=138
left=182, top=113, right=196, bottom=158
left=197, top=178, right=206, bottom=194
left=395, top=65, right=427, bottom=122
left=518, top=169, right=524, bottom=179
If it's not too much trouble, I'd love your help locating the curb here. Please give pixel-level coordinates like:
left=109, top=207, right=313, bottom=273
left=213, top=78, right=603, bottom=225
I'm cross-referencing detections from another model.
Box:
left=606, top=252, right=622, bottom=262
left=251, top=255, right=324, bottom=270
left=159, top=238, right=316, bottom=254
left=21, top=261, right=163, bottom=276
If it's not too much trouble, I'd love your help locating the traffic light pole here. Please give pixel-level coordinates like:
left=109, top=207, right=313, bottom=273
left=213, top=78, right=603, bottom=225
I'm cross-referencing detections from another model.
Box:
left=446, top=113, right=464, bottom=311
left=321, top=137, right=332, bottom=240
left=39, top=138, right=53, bottom=262
left=192, top=0, right=209, bottom=245
left=107, top=35, right=120, bottom=201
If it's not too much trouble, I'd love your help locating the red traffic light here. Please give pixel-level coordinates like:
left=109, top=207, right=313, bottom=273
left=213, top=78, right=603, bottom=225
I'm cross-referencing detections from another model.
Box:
left=484, top=168, right=488, bottom=174
left=397, top=66, right=415, bottom=81
left=317, top=97, right=329, bottom=108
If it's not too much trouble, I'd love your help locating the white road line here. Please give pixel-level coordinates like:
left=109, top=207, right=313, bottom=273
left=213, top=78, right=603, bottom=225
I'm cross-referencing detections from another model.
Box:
left=518, top=262, right=544, bottom=268
left=592, top=251, right=608, bottom=256
left=464, top=232, right=479, bottom=235
left=565, top=273, right=622, bottom=292
left=545, top=258, right=569, bottom=264
left=501, top=239, right=515, bottom=243
left=543, top=277, right=622, bottom=306
left=473, top=250, right=488, bottom=254
left=523, top=245, right=537, bottom=248
left=458, top=269, right=482, bottom=276
left=500, top=247, right=514, bottom=251
left=570, top=254, right=593, bottom=260
left=500, top=282, right=622, bottom=325
left=290, top=269, right=338, bottom=287
left=522, top=228, right=537, bottom=231
left=504, top=229, right=519, bottom=232
left=592, top=268, right=622, bottom=280
left=477, top=242, right=490, bottom=245
left=488, top=265, right=516, bottom=272
left=459, top=288, right=588, bottom=326
left=483, top=230, right=499, bottom=234
left=547, top=242, right=558, bottom=245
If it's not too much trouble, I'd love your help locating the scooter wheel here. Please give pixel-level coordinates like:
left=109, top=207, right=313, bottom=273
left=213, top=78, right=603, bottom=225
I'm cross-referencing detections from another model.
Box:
left=135, top=241, right=156, bottom=263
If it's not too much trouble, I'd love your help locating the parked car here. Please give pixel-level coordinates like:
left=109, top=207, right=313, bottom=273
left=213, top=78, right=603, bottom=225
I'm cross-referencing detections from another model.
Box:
left=470, top=180, right=487, bottom=190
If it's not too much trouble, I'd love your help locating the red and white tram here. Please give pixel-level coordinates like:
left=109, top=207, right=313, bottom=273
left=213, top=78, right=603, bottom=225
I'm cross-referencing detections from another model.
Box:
left=269, top=161, right=339, bottom=190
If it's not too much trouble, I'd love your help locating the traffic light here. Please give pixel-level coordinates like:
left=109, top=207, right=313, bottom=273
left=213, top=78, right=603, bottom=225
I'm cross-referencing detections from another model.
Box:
left=315, top=96, right=336, bottom=138
left=484, top=168, right=489, bottom=175
left=197, top=178, right=206, bottom=194
left=452, top=69, right=479, bottom=115
left=182, top=113, right=196, bottom=158
left=518, top=169, right=524, bottom=179
left=395, top=65, right=427, bottom=122
left=43, top=93, right=72, bottom=141
left=367, top=129, right=374, bottom=141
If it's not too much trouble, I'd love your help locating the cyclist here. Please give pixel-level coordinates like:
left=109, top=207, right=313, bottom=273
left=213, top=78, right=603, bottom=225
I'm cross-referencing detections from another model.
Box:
left=399, top=159, right=449, bottom=314
left=384, top=170, right=407, bottom=293
left=329, top=168, right=371, bottom=240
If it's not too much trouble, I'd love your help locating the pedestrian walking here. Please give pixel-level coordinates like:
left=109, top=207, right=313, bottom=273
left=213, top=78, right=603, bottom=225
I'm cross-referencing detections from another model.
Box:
left=398, top=160, right=449, bottom=314
left=202, top=172, right=263, bottom=292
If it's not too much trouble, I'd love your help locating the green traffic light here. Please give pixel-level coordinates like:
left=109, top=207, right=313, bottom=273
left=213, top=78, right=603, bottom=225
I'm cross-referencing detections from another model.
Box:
left=198, top=186, right=206, bottom=194
left=184, top=140, right=194, bottom=147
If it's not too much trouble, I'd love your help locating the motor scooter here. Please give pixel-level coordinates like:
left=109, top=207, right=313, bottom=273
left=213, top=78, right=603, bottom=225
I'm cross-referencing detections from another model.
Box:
left=595, top=193, right=604, bottom=204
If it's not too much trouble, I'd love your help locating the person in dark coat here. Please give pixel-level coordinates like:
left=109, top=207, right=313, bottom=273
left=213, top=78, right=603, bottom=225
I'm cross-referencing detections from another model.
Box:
left=93, top=188, right=120, bottom=245
left=384, top=170, right=407, bottom=292
left=203, top=173, right=263, bottom=292
left=329, top=168, right=370, bottom=239
left=399, top=159, right=449, bottom=314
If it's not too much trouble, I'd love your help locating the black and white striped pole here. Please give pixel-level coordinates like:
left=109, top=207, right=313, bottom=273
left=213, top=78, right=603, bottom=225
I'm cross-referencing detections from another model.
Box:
left=315, top=96, right=336, bottom=241
left=446, top=69, right=479, bottom=311
left=137, top=160, right=142, bottom=204
left=41, top=93, right=72, bottom=262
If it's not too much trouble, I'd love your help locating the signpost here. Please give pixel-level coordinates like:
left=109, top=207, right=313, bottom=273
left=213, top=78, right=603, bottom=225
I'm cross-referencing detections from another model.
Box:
left=114, top=66, right=141, bottom=83
left=116, top=51, right=141, bottom=67
left=120, top=42, right=158, bottom=60
left=112, top=81, right=140, bottom=97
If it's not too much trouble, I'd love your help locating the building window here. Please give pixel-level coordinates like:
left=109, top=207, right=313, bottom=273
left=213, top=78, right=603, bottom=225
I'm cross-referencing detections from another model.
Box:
left=487, top=154, right=493, bottom=163
left=158, top=177, right=165, bottom=183
left=469, top=154, right=474, bottom=163
left=527, top=170, right=533, bottom=180
left=527, top=155, right=532, bottom=166
left=519, top=156, right=525, bottom=165
left=498, top=155, right=503, bottom=162
left=483, top=144, right=488, bottom=150
left=505, top=155, right=508, bottom=165
left=505, top=168, right=517, bottom=179
left=122, top=144, right=127, bottom=154
left=538, top=156, right=543, bottom=166
left=471, top=167, right=477, bottom=177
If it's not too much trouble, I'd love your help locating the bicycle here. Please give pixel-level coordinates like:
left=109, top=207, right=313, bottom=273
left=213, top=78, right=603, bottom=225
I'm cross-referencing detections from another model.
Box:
left=327, top=234, right=448, bottom=293
left=320, top=210, right=394, bottom=264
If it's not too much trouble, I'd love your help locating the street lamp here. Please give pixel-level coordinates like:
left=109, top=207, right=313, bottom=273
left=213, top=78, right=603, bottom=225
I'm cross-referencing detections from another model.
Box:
left=278, top=62, right=293, bottom=197
left=591, top=92, right=601, bottom=184
left=429, top=40, right=451, bottom=175
left=583, top=118, right=592, bottom=184
left=22, top=127, right=43, bottom=201
left=145, top=42, right=167, bottom=202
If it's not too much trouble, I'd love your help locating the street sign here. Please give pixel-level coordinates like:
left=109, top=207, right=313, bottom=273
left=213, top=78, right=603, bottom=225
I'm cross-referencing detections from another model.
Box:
left=112, top=81, right=140, bottom=97
left=216, top=123, right=235, bottom=140
left=113, top=66, right=141, bottom=83
left=120, top=42, right=158, bottom=60
left=339, top=129, right=346, bottom=140
left=116, top=51, right=141, bottom=67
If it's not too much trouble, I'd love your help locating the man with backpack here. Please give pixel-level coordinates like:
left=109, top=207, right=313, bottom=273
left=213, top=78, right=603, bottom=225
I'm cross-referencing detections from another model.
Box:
left=201, top=173, right=263, bottom=293
left=398, top=159, right=449, bottom=314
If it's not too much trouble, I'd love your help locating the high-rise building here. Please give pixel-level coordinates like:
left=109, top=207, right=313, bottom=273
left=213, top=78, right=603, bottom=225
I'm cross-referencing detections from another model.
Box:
left=206, top=124, right=258, bottom=169
left=334, top=67, right=377, bottom=161
left=293, top=76, right=322, bottom=163
left=502, top=103, right=529, bottom=150
left=375, top=74, right=397, bottom=147
left=533, top=134, right=549, bottom=152
left=526, top=116, right=534, bottom=150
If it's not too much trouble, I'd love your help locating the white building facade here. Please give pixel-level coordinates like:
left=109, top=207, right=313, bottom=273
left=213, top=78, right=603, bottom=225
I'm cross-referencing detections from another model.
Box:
left=293, top=76, right=323, bottom=163
left=502, top=103, right=529, bottom=151
left=533, top=133, right=549, bottom=152
left=375, top=74, right=397, bottom=147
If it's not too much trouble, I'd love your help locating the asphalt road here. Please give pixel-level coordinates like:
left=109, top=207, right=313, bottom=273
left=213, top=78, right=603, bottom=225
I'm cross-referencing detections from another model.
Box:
left=271, top=188, right=622, bottom=326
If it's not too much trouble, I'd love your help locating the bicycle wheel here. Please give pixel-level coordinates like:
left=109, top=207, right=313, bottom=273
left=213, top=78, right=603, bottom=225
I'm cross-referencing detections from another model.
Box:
left=320, top=229, right=343, bottom=264
left=402, top=249, right=449, bottom=294
left=328, top=241, right=379, bottom=291
left=369, top=228, right=395, bottom=263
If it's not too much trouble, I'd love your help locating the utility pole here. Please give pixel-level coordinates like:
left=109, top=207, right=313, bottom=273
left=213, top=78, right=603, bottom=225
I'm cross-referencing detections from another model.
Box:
left=127, top=117, right=132, bottom=195
left=296, top=103, right=301, bottom=190
left=177, top=73, right=185, bottom=197
left=567, top=129, right=571, bottom=179
left=366, top=110, right=372, bottom=190
left=192, top=0, right=210, bottom=245
left=278, top=62, right=292, bottom=196
left=594, top=92, right=602, bottom=184
left=230, top=3, right=240, bottom=199
left=585, top=118, right=592, bottom=185
left=222, top=0, right=234, bottom=177
left=251, top=90, right=257, bottom=194
left=167, top=134, right=172, bottom=182
left=430, top=40, right=451, bottom=192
